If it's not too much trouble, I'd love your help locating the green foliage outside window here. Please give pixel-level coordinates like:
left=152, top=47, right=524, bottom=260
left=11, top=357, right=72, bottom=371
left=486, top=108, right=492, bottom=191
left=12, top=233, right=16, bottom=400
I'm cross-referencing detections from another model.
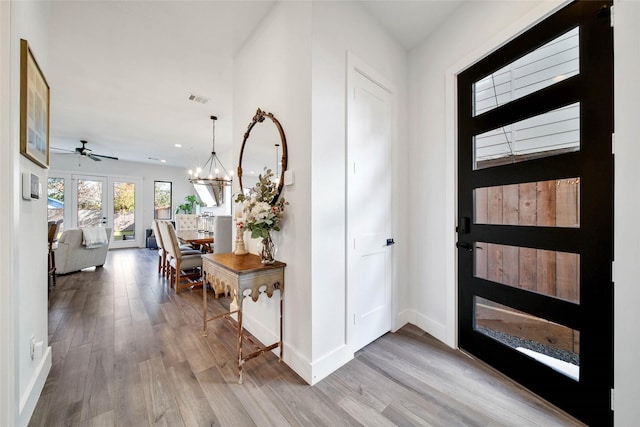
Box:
left=154, top=181, right=172, bottom=219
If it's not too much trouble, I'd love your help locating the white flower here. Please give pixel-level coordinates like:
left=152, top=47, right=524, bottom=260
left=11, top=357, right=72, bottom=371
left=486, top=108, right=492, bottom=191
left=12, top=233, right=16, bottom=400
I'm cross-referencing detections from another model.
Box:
left=234, top=167, right=288, bottom=239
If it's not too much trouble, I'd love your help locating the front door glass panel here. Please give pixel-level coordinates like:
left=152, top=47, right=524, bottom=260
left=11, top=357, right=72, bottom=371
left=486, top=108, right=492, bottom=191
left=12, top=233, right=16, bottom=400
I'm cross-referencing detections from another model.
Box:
left=474, top=178, right=580, bottom=227
left=474, top=242, right=580, bottom=303
left=475, top=296, right=580, bottom=381
left=473, top=27, right=579, bottom=117
left=474, top=103, right=580, bottom=169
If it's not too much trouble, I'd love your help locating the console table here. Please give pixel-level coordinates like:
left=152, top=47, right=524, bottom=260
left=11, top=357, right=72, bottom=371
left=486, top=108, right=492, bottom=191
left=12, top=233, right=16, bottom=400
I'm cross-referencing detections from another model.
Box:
left=201, top=253, right=285, bottom=384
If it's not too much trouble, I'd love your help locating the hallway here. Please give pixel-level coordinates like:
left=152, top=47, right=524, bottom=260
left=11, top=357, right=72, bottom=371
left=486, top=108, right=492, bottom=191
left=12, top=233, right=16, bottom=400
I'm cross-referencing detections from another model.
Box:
left=29, top=248, right=583, bottom=426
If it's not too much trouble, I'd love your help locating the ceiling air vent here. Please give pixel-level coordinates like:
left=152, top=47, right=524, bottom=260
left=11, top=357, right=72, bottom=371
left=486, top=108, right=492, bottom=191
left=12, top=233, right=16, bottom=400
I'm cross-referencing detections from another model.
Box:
left=188, top=93, right=209, bottom=104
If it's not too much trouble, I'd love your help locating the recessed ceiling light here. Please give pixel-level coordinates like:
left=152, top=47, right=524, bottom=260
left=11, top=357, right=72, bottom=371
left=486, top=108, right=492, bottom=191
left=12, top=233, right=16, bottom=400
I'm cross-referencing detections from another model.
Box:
left=174, top=144, right=182, bottom=148
left=188, top=93, right=209, bottom=104
left=148, top=157, right=167, bottom=163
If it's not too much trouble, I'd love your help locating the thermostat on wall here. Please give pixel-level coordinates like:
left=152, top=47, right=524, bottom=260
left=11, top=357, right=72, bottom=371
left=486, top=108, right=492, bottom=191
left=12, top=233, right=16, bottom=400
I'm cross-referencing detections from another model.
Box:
left=22, top=172, right=41, bottom=200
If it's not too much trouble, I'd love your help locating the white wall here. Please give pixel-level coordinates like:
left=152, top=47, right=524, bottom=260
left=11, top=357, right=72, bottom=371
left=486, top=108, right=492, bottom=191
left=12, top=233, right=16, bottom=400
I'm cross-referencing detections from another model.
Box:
left=0, top=2, right=15, bottom=425
left=613, top=1, right=640, bottom=424
left=50, top=153, right=203, bottom=239
left=10, top=2, right=53, bottom=426
left=232, top=1, right=409, bottom=385
left=408, top=0, right=552, bottom=344
left=410, top=0, right=640, bottom=424
left=310, top=1, right=409, bottom=383
left=233, top=1, right=313, bottom=382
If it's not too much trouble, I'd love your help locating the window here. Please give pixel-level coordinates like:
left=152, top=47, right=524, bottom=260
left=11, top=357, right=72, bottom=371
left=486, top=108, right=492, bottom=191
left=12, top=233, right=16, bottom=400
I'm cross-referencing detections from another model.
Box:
left=47, top=177, right=65, bottom=236
left=154, top=181, right=172, bottom=219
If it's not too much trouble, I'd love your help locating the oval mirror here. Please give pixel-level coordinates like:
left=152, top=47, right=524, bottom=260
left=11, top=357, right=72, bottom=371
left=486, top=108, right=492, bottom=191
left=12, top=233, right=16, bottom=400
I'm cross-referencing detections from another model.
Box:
left=237, top=109, right=288, bottom=205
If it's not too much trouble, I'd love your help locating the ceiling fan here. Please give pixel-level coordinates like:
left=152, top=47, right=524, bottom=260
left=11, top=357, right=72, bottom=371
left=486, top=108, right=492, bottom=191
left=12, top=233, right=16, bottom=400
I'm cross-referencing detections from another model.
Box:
left=52, top=140, right=119, bottom=161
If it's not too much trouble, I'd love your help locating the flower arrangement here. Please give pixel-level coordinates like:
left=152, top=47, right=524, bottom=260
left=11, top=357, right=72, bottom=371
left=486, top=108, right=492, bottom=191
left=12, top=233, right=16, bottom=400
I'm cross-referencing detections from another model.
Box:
left=235, top=168, right=288, bottom=239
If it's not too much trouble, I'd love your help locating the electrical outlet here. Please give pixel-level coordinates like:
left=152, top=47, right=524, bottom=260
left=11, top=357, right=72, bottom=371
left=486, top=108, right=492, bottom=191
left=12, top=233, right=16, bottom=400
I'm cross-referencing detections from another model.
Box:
left=30, top=336, right=35, bottom=360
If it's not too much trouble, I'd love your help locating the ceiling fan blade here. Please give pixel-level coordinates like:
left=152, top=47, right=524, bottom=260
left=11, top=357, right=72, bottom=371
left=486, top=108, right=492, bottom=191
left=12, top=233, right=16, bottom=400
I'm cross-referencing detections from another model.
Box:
left=51, top=146, right=76, bottom=153
left=92, top=154, right=119, bottom=160
left=88, top=154, right=102, bottom=161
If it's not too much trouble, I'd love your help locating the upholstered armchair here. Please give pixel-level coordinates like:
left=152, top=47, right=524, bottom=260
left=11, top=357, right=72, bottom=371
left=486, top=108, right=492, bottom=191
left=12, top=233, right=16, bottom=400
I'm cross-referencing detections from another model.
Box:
left=54, top=228, right=112, bottom=274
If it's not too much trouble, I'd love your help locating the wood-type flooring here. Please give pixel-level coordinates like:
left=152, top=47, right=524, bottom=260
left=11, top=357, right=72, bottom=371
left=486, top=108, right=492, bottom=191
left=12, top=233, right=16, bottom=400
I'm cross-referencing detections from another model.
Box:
left=29, top=248, right=584, bottom=426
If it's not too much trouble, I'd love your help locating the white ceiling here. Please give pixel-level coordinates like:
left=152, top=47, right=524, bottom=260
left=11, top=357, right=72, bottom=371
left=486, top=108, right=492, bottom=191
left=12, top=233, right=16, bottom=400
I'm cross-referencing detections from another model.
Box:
left=359, top=0, right=462, bottom=50
left=46, top=1, right=462, bottom=169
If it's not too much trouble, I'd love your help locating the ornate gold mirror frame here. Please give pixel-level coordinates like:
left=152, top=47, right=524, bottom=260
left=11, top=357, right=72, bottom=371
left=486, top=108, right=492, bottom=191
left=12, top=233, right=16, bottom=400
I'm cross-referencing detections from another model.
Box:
left=237, top=108, right=288, bottom=205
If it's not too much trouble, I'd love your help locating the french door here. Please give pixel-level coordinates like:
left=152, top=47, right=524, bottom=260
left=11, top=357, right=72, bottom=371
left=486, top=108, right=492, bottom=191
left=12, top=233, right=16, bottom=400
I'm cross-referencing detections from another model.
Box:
left=71, top=174, right=141, bottom=249
left=457, top=2, right=613, bottom=425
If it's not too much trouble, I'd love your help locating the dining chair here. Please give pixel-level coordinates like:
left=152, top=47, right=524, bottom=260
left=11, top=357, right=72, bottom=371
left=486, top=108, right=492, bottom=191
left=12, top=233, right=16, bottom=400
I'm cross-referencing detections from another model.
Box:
left=47, top=219, right=63, bottom=288
left=152, top=220, right=168, bottom=276
left=175, top=214, right=198, bottom=231
left=153, top=220, right=200, bottom=278
left=160, top=221, right=203, bottom=293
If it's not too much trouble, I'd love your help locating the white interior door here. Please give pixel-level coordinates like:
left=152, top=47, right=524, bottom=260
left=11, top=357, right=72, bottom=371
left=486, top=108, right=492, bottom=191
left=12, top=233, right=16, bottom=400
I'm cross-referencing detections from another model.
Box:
left=347, top=59, right=393, bottom=352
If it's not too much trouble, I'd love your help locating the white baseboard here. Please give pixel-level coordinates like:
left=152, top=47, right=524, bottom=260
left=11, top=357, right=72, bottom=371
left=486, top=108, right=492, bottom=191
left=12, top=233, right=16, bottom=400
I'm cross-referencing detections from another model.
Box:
left=243, top=310, right=447, bottom=387
left=242, top=311, right=357, bottom=386
left=281, top=340, right=312, bottom=384
left=309, top=344, right=354, bottom=386
left=18, top=346, right=51, bottom=427
left=393, top=308, right=414, bottom=332
left=241, top=312, right=279, bottom=346
left=241, top=311, right=314, bottom=385
left=413, top=311, right=448, bottom=345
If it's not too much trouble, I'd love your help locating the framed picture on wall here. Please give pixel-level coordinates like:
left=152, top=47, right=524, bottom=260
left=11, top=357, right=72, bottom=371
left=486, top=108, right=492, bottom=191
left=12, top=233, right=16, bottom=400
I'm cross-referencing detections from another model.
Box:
left=20, top=39, right=50, bottom=169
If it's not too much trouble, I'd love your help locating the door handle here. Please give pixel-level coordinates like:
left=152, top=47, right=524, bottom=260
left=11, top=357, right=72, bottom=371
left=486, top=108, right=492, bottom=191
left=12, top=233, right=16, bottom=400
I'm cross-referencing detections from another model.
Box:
left=386, top=238, right=395, bottom=246
left=456, top=241, right=473, bottom=252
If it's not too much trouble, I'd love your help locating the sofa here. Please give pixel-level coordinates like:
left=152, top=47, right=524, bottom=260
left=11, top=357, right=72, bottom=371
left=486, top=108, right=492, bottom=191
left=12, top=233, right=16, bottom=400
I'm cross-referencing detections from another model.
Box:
left=54, top=227, right=112, bottom=274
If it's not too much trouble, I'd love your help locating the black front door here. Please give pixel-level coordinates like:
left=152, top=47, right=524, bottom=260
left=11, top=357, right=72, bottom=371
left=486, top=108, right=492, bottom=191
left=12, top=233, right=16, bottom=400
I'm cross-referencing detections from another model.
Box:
left=457, top=2, right=613, bottom=425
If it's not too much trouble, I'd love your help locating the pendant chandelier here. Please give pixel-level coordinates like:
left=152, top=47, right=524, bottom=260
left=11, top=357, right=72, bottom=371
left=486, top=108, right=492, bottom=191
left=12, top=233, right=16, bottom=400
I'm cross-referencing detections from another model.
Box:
left=188, top=115, right=232, bottom=206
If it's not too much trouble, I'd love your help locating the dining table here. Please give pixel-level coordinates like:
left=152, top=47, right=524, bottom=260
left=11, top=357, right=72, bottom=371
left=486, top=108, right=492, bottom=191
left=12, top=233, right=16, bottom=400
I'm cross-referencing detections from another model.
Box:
left=175, top=230, right=214, bottom=253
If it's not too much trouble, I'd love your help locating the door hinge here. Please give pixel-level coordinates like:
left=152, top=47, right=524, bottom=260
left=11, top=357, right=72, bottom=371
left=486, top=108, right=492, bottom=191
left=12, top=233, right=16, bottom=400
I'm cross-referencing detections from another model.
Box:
left=612, top=260, right=615, bottom=283
left=612, top=133, right=615, bottom=154
left=610, top=5, right=614, bottom=28
left=611, top=388, right=615, bottom=411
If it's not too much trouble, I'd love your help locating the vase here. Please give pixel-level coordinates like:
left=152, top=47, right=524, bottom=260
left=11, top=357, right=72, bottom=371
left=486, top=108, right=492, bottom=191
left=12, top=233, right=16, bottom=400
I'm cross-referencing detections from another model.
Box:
left=258, top=233, right=276, bottom=264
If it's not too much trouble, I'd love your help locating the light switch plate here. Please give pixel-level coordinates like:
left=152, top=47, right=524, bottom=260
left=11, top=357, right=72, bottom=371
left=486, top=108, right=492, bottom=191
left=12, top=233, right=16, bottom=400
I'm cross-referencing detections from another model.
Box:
left=284, top=170, right=294, bottom=186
